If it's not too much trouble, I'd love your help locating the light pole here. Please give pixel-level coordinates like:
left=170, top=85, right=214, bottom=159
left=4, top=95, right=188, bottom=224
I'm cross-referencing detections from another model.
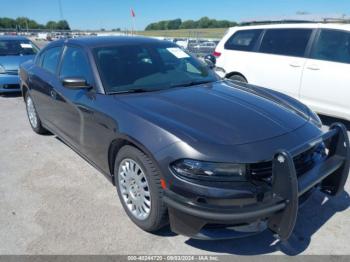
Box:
left=58, top=0, right=64, bottom=20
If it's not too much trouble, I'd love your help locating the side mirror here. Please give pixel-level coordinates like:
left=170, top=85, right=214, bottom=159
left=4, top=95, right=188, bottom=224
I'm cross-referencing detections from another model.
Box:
left=204, top=54, right=216, bottom=69
left=62, top=77, right=90, bottom=89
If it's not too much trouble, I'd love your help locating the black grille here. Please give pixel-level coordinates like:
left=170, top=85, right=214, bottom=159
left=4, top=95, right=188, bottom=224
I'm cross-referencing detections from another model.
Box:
left=4, top=69, right=18, bottom=75
left=3, top=84, right=20, bottom=89
left=250, top=144, right=325, bottom=182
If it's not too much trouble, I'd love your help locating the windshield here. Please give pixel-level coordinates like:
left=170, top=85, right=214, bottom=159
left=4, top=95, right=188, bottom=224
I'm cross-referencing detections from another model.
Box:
left=93, top=42, right=218, bottom=94
left=0, top=39, right=39, bottom=56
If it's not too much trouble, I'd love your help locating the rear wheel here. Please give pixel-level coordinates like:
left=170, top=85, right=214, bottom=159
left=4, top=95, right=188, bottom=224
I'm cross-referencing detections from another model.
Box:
left=25, top=92, right=48, bottom=134
left=229, top=74, right=247, bottom=83
left=115, top=145, right=168, bottom=232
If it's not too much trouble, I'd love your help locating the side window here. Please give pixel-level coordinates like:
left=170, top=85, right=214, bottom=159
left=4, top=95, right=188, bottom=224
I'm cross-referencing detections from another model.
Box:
left=59, top=47, right=92, bottom=84
left=41, top=46, right=62, bottom=74
left=311, top=29, right=350, bottom=64
left=35, top=52, right=43, bottom=66
left=224, top=29, right=262, bottom=51
left=259, top=29, right=312, bottom=57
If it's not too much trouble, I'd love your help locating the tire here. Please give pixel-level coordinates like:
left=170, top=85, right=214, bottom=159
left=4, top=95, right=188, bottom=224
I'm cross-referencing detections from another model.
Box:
left=229, top=74, right=247, bottom=83
left=25, top=92, right=48, bottom=134
left=114, top=145, right=168, bottom=232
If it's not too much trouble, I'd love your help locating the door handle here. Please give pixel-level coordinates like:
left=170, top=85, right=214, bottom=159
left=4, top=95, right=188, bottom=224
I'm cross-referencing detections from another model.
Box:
left=307, top=65, right=320, bottom=71
left=50, top=90, right=57, bottom=99
left=78, top=105, right=94, bottom=115
left=289, top=63, right=301, bottom=68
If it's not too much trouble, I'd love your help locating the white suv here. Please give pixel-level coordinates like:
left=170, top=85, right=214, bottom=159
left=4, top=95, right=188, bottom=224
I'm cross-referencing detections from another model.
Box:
left=214, top=23, right=350, bottom=121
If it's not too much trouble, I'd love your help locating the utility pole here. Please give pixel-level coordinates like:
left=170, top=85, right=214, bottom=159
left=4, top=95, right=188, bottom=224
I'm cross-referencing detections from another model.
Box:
left=25, top=19, right=29, bottom=33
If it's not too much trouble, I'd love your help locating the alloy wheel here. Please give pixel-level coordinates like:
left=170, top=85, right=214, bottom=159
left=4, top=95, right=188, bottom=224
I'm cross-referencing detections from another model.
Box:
left=118, top=158, right=152, bottom=220
left=26, top=96, right=38, bottom=128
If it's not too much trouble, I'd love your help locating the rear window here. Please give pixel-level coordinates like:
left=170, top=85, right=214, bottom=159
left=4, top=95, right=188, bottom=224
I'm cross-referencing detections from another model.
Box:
left=224, top=29, right=262, bottom=51
left=259, top=29, right=312, bottom=57
left=0, top=39, right=39, bottom=56
left=311, top=29, right=350, bottom=64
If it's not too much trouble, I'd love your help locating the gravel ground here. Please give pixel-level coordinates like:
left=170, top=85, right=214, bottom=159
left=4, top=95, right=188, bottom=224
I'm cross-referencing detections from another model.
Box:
left=0, top=94, right=349, bottom=256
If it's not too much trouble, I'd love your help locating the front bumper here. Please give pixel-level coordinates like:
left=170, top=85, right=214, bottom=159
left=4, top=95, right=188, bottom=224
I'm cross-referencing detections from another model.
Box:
left=0, top=74, right=21, bottom=93
left=163, top=123, right=350, bottom=240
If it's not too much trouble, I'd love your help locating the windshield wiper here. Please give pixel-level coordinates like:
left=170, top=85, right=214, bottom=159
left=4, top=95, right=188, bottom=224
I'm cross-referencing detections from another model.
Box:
left=170, top=80, right=214, bottom=88
left=109, top=88, right=155, bottom=95
left=109, top=80, right=215, bottom=95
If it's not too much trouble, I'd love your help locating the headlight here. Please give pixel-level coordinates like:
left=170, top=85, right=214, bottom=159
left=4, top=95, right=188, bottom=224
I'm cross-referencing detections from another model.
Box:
left=171, top=159, right=246, bottom=181
left=309, top=109, right=322, bottom=128
left=0, top=64, right=5, bottom=74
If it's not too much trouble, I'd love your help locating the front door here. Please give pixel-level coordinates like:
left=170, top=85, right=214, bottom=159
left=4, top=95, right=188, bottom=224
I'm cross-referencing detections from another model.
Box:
left=249, top=28, right=313, bottom=99
left=52, top=45, right=96, bottom=148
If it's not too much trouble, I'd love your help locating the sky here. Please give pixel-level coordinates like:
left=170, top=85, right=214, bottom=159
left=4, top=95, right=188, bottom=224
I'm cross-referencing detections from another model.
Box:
left=1, top=0, right=349, bottom=30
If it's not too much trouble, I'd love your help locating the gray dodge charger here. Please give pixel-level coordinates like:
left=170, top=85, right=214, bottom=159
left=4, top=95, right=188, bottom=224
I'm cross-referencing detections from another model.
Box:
left=19, top=36, right=350, bottom=240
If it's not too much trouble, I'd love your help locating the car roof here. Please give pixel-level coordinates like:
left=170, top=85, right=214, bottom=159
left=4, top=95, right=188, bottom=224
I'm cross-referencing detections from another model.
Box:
left=59, top=36, right=171, bottom=49
left=229, top=23, right=350, bottom=31
left=0, top=35, right=30, bottom=41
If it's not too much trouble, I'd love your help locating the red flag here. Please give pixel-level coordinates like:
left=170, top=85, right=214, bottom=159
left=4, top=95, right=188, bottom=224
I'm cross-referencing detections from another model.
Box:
left=131, top=8, right=136, bottom=18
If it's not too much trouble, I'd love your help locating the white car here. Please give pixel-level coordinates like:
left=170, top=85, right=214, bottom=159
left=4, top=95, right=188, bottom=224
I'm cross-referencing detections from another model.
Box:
left=214, top=23, right=350, bottom=121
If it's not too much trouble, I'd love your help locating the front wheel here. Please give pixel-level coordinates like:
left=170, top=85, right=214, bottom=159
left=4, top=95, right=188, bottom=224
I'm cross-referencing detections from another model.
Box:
left=115, top=145, right=168, bottom=232
left=25, top=92, right=48, bottom=134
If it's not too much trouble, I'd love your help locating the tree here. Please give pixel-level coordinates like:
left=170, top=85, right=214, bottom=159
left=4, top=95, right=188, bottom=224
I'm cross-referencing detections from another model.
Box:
left=197, top=17, right=211, bottom=28
left=145, top=17, right=237, bottom=30
left=56, top=20, right=70, bottom=30
left=0, top=16, right=70, bottom=30
left=167, top=19, right=182, bottom=30
left=0, top=17, right=16, bottom=29
left=179, top=20, right=196, bottom=29
left=145, top=22, right=159, bottom=30
left=45, top=20, right=70, bottom=30
left=46, top=21, right=57, bottom=30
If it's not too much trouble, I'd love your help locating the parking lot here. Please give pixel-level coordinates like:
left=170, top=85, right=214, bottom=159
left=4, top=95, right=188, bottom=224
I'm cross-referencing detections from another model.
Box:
left=0, top=93, right=349, bottom=256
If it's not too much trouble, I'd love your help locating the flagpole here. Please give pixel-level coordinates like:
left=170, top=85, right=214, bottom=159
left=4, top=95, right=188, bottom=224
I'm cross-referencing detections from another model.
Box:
left=131, top=8, right=136, bottom=35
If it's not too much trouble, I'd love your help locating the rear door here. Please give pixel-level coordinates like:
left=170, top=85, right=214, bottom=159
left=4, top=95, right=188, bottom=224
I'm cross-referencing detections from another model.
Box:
left=29, top=45, right=63, bottom=128
left=248, top=28, right=314, bottom=98
left=300, top=29, right=350, bottom=120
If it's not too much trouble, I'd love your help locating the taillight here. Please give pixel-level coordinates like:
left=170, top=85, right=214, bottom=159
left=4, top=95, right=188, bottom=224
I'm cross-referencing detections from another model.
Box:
left=212, top=51, right=221, bottom=58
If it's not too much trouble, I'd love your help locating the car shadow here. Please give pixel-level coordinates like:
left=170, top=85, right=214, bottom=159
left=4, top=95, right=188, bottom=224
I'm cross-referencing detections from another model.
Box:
left=319, top=114, right=350, bottom=131
left=184, top=190, right=350, bottom=256
left=0, top=92, right=22, bottom=98
left=152, top=225, right=177, bottom=237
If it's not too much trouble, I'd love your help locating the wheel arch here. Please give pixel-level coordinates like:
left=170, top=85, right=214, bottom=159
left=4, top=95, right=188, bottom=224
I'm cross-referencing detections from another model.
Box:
left=21, top=83, right=29, bottom=101
left=225, top=71, right=248, bottom=82
left=107, top=135, right=162, bottom=185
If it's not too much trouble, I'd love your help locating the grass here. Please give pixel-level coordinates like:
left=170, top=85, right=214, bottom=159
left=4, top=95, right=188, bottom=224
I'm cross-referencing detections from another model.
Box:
left=135, top=28, right=228, bottom=39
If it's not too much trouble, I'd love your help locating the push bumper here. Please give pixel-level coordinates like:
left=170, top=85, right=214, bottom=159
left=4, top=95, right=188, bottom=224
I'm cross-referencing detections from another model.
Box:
left=164, top=123, right=350, bottom=240
left=0, top=74, right=21, bottom=93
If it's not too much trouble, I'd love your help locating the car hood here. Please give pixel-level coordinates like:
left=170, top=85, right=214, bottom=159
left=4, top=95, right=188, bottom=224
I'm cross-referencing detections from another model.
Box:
left=0, top=55, right=35, bottom=71
left=116, top=80, right=311, bottom=146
